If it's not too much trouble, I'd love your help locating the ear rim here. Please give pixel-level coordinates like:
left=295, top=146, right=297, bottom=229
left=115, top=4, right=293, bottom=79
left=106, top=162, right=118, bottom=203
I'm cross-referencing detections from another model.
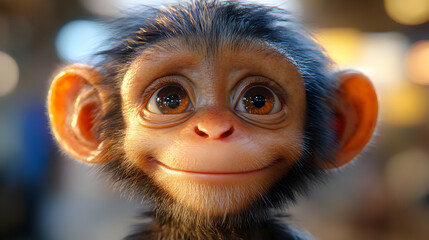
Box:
left=47, top=64, right=106, bottom=164
left=323, top=70, right=379, bottom=169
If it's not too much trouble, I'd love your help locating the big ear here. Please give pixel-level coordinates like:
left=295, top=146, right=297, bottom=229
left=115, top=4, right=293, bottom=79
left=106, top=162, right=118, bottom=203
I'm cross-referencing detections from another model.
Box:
left=48, top=64, right=106, bottom=163
left=324, top=70, right=378, bottom=169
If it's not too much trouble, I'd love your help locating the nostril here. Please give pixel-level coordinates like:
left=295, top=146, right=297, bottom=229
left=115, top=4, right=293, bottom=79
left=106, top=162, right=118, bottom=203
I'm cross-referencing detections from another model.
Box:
left=220, top=127, right=234, bottom=138
left=194, top=126, right=209, bottom=138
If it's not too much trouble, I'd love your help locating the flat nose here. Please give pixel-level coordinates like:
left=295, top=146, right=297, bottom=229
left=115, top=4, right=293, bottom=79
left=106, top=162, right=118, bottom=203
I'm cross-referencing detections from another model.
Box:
left=194, top=122, right=234, bottom=139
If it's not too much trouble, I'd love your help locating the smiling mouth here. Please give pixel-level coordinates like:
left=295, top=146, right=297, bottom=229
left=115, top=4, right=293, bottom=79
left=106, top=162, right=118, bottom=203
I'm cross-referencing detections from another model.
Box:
left=152, top=158, right=281, bottom=176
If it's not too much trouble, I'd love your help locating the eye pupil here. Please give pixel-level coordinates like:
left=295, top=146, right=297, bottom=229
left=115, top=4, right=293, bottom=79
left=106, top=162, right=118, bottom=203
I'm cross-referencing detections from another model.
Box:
left=157, top=94, right=181, bottom=109
left=240, top=86, right=276, bottom=115
left=250, top=95, right=266, bottom=108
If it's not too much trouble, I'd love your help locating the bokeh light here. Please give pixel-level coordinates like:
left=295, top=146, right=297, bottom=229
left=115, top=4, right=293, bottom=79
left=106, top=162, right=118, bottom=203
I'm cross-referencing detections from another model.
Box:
left=315, top=28, right=363, bottom=65
left=383, top=82, right=427, bottom=126
left=316, top=30, right=409, bottom=92
left=0, top=51, right=19, bottom=97
left=406, top=41, right=429, bottom=85
left=356, top=32, right=409, bottom=91
left=55, top=20, right=108, bottom=63
left=384, top=0, right=429, bottom=25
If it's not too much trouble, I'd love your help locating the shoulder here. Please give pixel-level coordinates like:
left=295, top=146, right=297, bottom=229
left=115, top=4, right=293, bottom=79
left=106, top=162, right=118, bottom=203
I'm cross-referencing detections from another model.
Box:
left=251, top=219, right=316, bottom=240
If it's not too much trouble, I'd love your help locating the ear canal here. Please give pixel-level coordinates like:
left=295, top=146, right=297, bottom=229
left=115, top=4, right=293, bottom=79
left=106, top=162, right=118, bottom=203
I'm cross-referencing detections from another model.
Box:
left=323, top=71, right=378, bottom=169
left=48, top=65, right=106, bottom=163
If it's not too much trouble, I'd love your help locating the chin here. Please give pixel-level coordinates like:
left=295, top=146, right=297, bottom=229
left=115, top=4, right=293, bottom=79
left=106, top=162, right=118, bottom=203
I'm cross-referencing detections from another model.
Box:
left=149, top=158, right=292, bottom=216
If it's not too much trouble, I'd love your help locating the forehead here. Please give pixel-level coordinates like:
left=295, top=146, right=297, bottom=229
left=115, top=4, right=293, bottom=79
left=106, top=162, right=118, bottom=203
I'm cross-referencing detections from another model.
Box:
left=122, top=38, right=301, bottom=89
left=137, top=38, right=289, bottom=64
left=122, top=38, right=302, bottom=87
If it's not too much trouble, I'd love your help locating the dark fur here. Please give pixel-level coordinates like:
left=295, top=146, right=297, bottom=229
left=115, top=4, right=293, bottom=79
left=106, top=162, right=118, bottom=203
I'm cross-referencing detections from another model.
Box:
left=90, top=0, right=337, bottom=239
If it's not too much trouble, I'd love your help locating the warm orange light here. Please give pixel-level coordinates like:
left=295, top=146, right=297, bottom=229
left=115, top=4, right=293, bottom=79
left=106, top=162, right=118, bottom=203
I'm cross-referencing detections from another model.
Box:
left=314, top=28, right=363, bottom=65
left=382, top=83, right=426, bottom=126
left=406, top=41, right=429, bottom=85
left=384, top=0, right=429, bottom=25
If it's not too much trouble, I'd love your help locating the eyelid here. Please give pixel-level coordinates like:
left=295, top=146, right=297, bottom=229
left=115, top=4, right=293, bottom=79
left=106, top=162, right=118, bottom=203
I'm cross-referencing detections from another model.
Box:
left=232, top=76, right=287, bottom=107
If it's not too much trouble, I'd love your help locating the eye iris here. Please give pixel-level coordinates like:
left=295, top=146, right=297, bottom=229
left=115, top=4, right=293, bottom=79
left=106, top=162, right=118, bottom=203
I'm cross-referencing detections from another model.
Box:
left=242, top=86, right=274, bottom=114
left=155, top=85, right=189, bottom=114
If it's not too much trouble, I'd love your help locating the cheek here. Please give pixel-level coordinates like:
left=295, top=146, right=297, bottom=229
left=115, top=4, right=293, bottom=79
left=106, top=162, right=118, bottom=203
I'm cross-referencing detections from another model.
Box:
left=123, top=123, right=171, bottom=166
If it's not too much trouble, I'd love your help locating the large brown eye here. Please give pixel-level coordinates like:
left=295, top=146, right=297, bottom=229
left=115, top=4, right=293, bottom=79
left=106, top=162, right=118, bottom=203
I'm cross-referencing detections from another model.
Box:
left=235, top=86, right=281, bottom=115
left=146, top=85, right=192, bottom=114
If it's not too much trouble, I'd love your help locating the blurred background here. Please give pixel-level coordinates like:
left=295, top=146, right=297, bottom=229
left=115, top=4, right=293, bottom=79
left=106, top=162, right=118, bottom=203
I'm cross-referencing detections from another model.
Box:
left=0, top=0, right=428, bottom=239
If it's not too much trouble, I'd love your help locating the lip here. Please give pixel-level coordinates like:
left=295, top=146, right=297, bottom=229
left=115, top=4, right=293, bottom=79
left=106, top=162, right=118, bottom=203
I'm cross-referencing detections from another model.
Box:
left=152, top=158, right=281, bottom=183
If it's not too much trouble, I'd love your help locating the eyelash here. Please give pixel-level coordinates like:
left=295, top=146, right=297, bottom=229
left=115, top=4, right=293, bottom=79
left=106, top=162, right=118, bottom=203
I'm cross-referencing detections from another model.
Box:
left=234, top=77, right=287, bottom=105
left=141, top=77, right=185, bottom=107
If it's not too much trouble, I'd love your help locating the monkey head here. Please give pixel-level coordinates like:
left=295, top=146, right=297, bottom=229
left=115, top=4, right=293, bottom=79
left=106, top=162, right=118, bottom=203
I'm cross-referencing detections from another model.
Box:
left=46, top=1, right=378, bottom=229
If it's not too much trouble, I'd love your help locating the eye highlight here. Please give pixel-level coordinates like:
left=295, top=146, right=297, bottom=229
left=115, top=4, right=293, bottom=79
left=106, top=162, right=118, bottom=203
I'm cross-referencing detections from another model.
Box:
left=235, top=86, right=281, bottom=115
left=146, top=84, right=193, bottom=114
